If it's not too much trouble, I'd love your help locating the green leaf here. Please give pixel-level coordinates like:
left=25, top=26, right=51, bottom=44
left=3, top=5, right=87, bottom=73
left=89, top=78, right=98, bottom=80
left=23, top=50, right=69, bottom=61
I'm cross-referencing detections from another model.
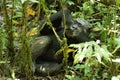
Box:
left=114, top=38, right=120, bottom=46
left=0, top=61, right=9, bottom=64
left=112, top=38, right=120, bottom=54
left=116, top=0, right=120, bottom=5
left=74, top=53, right=85, bottom=64
left=73, top=45, right=83, bottom=64
left=94, top=45, right=102, bottom=63
left=82, top=2, right=94, bottom=15
left=71, top=41, right=111, bottom=64
left=65, top=75, right=74, bottom=80
left=74, top=64, right=85, bottom=69
left=29, top=0, right=38, bottom=3
left=13, top=12, right=23, bottom=18
left=101, top=45, right=112, bottom=60
left=84, top=66, right=90, bottom=75
left=84, top=45, right=93, bottom=57
left=66, top=1, right=75, bottom=5
left=21, top=0, right=27, bottom=4
left=6, top=78, right=13, bottom=80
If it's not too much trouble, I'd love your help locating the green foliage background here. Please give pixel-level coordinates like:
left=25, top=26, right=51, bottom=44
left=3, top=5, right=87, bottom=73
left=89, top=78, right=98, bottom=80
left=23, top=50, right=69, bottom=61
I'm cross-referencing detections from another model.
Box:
left=0, top=0, right=120, bottom=80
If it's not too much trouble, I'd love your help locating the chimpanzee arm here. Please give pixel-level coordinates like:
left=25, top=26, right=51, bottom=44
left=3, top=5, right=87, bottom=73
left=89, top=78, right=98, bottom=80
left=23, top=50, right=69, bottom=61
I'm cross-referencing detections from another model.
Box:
left=39, top=8, right=73, bottom=35
left=50, top=8, right=73, bottom=27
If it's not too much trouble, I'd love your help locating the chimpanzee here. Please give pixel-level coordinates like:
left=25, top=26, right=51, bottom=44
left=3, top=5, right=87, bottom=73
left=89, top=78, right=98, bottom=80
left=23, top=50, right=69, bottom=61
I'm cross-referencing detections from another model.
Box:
left=31, top=8, right=92, bottom=76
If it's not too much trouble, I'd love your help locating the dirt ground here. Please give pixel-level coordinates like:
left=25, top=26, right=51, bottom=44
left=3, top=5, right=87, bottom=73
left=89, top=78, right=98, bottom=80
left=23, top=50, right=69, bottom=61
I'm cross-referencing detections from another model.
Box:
left=34, top=73, right=68, bottom=80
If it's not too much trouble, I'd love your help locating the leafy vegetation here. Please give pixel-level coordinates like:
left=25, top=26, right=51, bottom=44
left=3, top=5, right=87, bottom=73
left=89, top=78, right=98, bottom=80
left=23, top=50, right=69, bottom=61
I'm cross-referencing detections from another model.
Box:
left=1, top=0, right=120, bottom=80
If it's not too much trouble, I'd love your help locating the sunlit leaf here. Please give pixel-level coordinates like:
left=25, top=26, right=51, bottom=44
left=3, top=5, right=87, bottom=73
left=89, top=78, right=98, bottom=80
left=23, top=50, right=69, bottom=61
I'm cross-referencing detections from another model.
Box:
left=72, top=44, right=83, bottom=64
left=111, top=76, right=120, bottom=80
left=86, top=46, right=93, bottom=57
left=66, top=1, right=75, bottom=5
left=114, top=38, right=120, bottom=46
left=21, top=0, right=27, bottom=4
left=74, top=53, right=85, bottom=64
left=13, top=12, right=23, bottom=18
left=95, top=52, right=101, bottom=63
left=12, top=20, right=19, bottom=25
left=83, top=2, right=94, bottom=15
left=29, top=0, right=38, bottom=3
left=116, top=0, right=120, bottom=5
left=27, top=8, right=35, bottom=16
left=27, top=28, right=38, bottom=36
left=112, top=38, right=120, bottom=54
left=70, top=41, right=112, bottom=64
left=112, top=58, right=120, bottom=63
left=11, top=69, right=15, bottom=79
left=0, top=61, right=9, bottom=64
left=14, top=32, right=19, bottom=38
left=66, top=48, right=75, bottom=54
left=74, top=64, right=85, bottom=69
left=69, top=43, right=81, bottom=48
left=101, top=45, right=112, bottom=59
left=94, top=45, right=102, bottom=63
left=65, top=75, right=74, bottom=80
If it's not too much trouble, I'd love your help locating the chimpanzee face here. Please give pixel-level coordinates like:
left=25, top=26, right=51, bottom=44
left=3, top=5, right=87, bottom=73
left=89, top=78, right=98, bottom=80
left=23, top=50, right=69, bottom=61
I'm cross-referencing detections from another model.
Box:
left=65, top=18, right=92, bottom=42
left=66, top=21, right=83, bottom=37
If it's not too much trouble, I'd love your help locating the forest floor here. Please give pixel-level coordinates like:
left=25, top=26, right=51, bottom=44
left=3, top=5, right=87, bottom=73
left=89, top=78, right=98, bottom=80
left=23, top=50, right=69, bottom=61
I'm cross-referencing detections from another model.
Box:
left=34, top=72, right=67, bottom=80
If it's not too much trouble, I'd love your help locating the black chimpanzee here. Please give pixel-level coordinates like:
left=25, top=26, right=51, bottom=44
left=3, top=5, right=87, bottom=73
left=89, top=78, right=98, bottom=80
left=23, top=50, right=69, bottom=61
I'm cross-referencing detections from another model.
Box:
left=31, top=8, right=92, bottom=76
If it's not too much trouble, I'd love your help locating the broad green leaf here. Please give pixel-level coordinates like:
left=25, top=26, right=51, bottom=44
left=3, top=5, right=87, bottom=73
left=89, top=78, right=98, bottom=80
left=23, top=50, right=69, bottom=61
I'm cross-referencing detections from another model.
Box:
left=101, top=45, right=112, bottom=60
left=71, top=41, right=111, bottom=64
left=95, top=52, right=101, bottom=63
left=74, top=53, right=85, bottom=64
left=94, top=45, right=102, bottom=63
left=84, top=45, right=93, bottom=57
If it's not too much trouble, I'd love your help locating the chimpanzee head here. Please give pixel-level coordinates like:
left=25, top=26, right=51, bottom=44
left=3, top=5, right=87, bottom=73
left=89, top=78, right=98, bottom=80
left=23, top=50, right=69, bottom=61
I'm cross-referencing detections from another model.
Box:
left=65, top=18, right=92, bottom=43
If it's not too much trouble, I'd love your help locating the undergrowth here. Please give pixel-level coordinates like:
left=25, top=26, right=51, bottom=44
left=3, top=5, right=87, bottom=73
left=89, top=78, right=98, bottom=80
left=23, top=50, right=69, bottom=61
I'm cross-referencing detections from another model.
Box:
left=1, top=0, right=120, bottom=80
